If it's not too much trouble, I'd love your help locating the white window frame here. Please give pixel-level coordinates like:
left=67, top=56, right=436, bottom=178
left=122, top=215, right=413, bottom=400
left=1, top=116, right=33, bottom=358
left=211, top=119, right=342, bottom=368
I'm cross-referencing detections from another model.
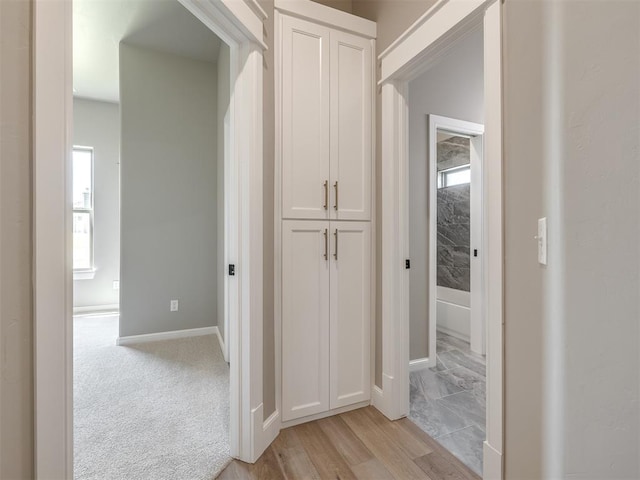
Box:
left=72, top=145, right=96, bottom=279
left=437, top=163, right=471, bottom=189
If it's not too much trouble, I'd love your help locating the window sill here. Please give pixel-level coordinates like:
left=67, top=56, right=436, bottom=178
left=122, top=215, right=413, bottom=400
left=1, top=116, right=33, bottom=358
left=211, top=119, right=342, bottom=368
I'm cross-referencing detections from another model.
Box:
left=74, top=269, right=96, bottom=280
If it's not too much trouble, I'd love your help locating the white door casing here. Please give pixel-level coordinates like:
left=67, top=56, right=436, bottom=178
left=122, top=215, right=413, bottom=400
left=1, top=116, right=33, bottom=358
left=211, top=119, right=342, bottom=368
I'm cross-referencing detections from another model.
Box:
left=33, top=0, right=270, bottom=476
left=376, top=1, right=504, bottom=478
left=427, top=114, right=484, bottom=365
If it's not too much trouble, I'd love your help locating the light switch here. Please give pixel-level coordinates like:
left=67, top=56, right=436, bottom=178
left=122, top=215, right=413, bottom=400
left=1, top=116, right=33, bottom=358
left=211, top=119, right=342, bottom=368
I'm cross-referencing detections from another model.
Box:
left=537, top=217, right=547, bottom=265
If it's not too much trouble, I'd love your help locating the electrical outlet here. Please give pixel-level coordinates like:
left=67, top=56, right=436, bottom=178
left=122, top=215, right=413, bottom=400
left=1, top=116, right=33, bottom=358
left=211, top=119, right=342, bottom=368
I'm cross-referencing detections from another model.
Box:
left=170, top=300, right=179, bottom=312
left=113, top=280, right=120, bottom=291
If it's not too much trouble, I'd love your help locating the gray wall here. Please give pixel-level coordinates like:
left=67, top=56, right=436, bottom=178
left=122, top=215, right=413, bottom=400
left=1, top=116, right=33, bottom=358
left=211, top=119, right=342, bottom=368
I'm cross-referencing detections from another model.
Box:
left=407, top=28, right=484, bottom=360
left=0, top=0, right=33, bottom=477
left=119, top=44, right=218, bottom=337
left=73, top=98, right=121, bottom=309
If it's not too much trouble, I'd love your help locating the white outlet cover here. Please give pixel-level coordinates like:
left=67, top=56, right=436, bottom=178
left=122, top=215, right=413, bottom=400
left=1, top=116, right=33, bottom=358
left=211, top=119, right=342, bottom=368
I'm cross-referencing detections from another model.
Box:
left=113, top=280, right=120, bottom=290
left=170, top=300, right=179, bottom=312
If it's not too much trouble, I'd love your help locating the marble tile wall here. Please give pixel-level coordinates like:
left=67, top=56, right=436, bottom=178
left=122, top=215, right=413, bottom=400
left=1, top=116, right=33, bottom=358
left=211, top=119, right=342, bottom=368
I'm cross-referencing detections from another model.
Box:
left=437, top=184, right=470, bottom=292
left=436, top=136, right=471, bottom=292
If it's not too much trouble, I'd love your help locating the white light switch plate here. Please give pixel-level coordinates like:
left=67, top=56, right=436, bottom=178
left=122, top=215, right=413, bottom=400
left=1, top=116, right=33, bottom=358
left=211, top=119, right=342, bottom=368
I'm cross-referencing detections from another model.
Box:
left=538, top=217, right=547, bottom=265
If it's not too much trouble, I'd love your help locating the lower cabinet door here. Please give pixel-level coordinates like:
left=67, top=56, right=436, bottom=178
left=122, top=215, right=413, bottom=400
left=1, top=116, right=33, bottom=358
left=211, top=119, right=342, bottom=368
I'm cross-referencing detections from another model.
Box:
left=330, top=221, right=371, bottom=409
left=282, top=220, right=330, bottom=421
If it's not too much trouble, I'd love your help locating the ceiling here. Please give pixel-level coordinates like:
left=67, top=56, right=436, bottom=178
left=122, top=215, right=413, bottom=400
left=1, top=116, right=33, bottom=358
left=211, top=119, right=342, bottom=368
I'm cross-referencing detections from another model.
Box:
left=73, top=0, right=222, bottom=103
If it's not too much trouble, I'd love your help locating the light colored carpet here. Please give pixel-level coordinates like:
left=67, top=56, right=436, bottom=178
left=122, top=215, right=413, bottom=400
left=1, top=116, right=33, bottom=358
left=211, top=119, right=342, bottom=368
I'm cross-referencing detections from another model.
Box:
left=74, top=315, right=231, bottom=480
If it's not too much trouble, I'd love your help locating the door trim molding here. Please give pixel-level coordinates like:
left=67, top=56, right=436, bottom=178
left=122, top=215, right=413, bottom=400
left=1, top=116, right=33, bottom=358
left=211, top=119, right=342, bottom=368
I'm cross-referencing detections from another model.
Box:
left=33, top=1, right=267, bottom=476
left=427, top=114, right=485, bottom=364
left=376, top=1, right=504, bottom=478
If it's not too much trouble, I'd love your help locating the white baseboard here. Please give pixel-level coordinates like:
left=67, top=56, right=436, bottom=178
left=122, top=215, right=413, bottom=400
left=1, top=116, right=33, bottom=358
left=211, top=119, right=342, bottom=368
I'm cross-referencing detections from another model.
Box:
left=483, top=441, right=503, bottom=479
left=436, top=299, right=470, bottom=341
left=281, top=400, right=370, bottom=429
left=409, top=357, right=431, bottom=372
left=213, top=327, right=226, bottom=358
left=262, top=410, right=280, bottom=450
left=73, top=304, right=119, bottom=315
left=371, top=385, right=384, bottom=411
left=116, top=326, right=217, bottom=346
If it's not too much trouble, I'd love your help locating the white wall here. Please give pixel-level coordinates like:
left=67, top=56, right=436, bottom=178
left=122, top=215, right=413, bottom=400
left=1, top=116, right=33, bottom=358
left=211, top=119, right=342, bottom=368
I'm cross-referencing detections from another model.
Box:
left=407, top=27, right=484, bottom=360
left=217, top=42, right=230, bottom=344
left=73, top=98, right=121, bottom=309
left=119, top=44, right=218, bottom=337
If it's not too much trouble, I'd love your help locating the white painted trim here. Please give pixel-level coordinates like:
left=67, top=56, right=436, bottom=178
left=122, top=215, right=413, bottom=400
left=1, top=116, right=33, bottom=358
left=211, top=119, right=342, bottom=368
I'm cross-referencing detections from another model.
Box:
left=274, top=0, right=376, bottom=39
left=259, top=410, right=281, bottom=455
left=409, top=358, right=430, bottom=372
left=33, top=0, right=74, bottom=476
left=371, top=385, right=384, bottom=411
left=428, top=114, right=484, bottom=362
left=214, top=326, right=226, bottom=355
left=379, top=0, right=485, bottom=84
left=73, top=304, right=119, bottom=315
left=73, top=269, right=96, bottom=280
left=483, top=440, right=503, bottom=480
left=116, top=326, right=217, bottom=346
left=378, top=1, right=504, bottom=478
left=482, top=1, right=504, bottom=471
left=33, top=0, right=267, bottom=474
left=280, top=400, right=370, bottom=429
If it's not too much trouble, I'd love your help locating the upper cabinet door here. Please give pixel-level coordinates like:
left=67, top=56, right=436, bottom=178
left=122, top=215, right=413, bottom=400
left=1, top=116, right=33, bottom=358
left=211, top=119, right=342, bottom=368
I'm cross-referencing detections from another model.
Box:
left=281, top=15, right=331, bottom=220
left=330, top=31, right=373, bottom=221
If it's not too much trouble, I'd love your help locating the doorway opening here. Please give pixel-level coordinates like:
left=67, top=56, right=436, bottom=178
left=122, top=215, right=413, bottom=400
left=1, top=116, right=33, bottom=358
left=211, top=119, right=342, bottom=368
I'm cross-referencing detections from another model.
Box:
left=71, top=0, right=232, bottom=477
left=34, top=0, right=267, bottom=475
left=409, top=107, right=486, bottom=475
left=376, top=1, right=504, bottom=478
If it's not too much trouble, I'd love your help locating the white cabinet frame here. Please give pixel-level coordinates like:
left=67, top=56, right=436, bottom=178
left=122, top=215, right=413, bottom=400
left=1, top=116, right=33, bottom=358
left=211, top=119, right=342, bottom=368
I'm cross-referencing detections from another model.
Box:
left=274, top=0, right=376, bottom=433
left=375, top=1, right=504, bottom=479
left=33, top=0, right=271, bottom=476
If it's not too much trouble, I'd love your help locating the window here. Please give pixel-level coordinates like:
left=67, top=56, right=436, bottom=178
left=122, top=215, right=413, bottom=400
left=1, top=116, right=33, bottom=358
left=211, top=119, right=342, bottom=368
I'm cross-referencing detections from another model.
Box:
left=438, top=164, right=471, bottom=189
left=73, top=147, right=94, bottom=275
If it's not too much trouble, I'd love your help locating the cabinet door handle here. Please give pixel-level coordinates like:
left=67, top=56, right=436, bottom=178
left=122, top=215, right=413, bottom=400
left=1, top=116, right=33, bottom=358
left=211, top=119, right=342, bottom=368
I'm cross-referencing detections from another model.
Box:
left=324, top=229, right=328, bottom=260
left=334, top=229, right=338, bottom=260
left=323, top=180, right=328, bottom=210
left=334, top=181, right=339, bottom=211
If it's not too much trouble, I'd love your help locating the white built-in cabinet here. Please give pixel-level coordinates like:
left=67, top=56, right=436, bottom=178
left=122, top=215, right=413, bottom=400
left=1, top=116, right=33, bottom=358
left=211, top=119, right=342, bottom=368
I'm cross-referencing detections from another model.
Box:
left=276, top=1, right=376, bottom=424
left=280, top=13, right=372, bottom=222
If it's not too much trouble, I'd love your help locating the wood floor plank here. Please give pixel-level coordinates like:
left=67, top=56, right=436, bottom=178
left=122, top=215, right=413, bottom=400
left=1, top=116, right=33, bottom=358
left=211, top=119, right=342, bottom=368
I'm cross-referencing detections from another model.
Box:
left=271, top=428, right=321, bottom=479
left=218, top=407, right=480, bottom=480
left=317, top=415, right=374, bottom=466
left=351, top=458, right=395, bottom=480
left=295, top=421, right=358, bottom=480
left=340, top=408, right=431, bottom=480
left=396, top=418, right=480, bottom=480
left=361, top=406, right=433, bottom=459
left=414, top=452, right=470, bottom=480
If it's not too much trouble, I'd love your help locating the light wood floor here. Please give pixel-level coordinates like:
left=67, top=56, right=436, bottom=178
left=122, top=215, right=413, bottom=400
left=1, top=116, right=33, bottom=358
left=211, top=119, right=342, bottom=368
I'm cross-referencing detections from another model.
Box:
left=217, top=406, right=481, bottom=480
